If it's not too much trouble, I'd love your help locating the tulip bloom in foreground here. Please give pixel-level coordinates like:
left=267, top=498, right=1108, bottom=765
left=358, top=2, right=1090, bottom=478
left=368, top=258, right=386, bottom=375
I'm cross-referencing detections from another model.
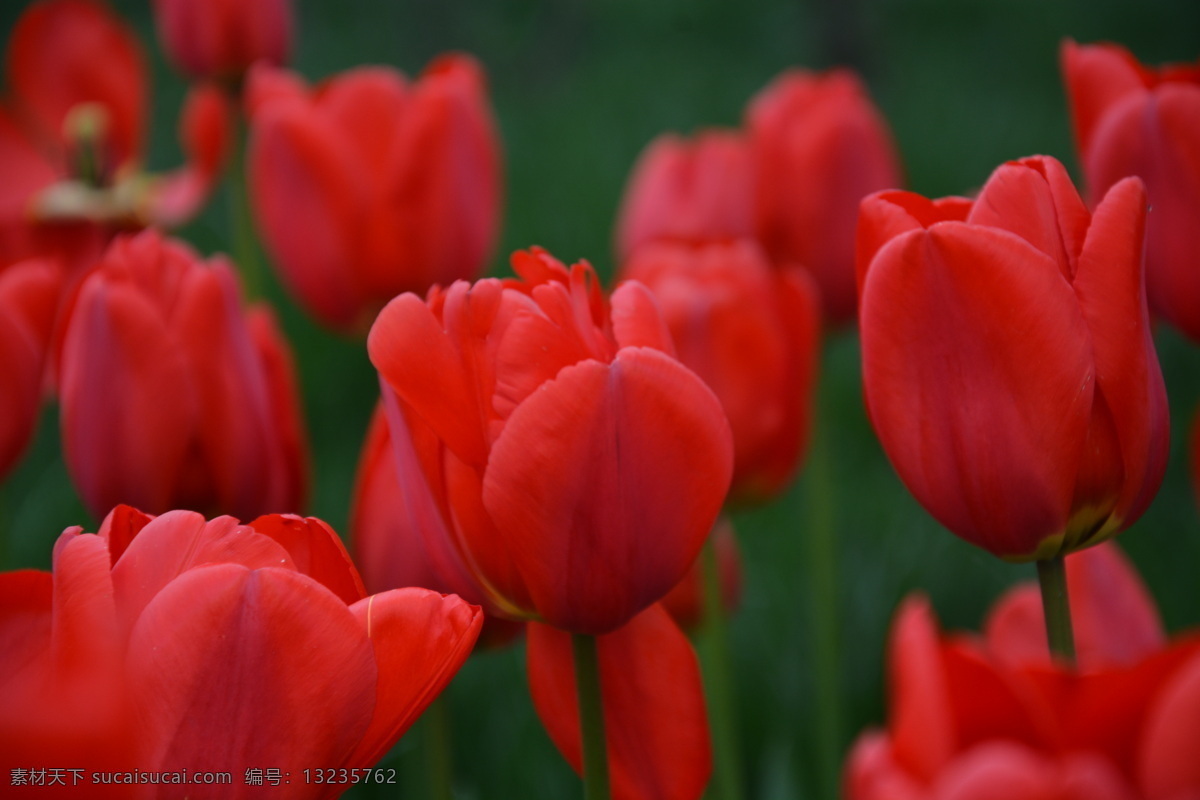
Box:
left=368, top=247, right=733, bottom=634
left=59, top=230, right=308, bottom=520
left=0, top=506, right=482, bottom=796
left=248, top=55, right=502, bottom=333
left=1062, top=40, right=1200, bottom=341
left=620, top=239, right=820, bottom=505
left=858, top=155, right=1168, bottom=561
left=846, top=544, right=1200, bottom=800
left=153, top=0, right=292, bottom=83
left=614, top=129, right=755, bottom=262
left=748, top=67, right=902, bottom=323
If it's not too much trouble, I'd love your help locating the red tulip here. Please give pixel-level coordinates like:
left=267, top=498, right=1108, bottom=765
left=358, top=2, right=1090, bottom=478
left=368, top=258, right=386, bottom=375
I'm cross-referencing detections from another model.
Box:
left=845, top=544, right=1200, bottom=800
left=748, top=68, right=902, bottom=324
left=1062, top=41, right=1200, bottom=341
left=0, top=259, right=60, bottom=481
left=59, top=230, right=309, bottom=520
left=153, top=0, right=292, bottom=82
left=0, top=505, right=483, bottom=794
left=0, top=0, right=230, bottom=264
left=247, top=56, right=503, bottom=333
left=858, top=155, right=1167, bottom=560
left=620, top=239, right=820, bottom=504
left=527, top=604, right=712, bottom=800
left=615, top=129, right=755, bottom=262
left=368, top=247, right=733, bottom=634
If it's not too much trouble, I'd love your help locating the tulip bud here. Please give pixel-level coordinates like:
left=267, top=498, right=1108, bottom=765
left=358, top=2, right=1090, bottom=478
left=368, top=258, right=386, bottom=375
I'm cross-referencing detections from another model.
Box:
left=152, top=0, right=292, bottom=83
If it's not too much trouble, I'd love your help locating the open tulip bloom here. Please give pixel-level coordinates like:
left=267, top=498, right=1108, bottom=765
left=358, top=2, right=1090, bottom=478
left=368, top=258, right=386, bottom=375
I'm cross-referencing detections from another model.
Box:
left=857, top=155, right=1169, bottom=661
left=0, top=505, right=483, bottom=797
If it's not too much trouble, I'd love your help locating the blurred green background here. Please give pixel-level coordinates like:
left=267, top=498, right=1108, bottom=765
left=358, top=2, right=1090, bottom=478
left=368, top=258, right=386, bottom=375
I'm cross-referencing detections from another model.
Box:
left=1, top=0, right=1198, bottom=798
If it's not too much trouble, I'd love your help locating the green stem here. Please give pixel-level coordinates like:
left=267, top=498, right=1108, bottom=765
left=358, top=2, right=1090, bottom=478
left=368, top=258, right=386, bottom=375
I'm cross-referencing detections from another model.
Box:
left=572, top=633, right=610, bottom=800
left=227, top=108, right=264, bottom=301
left=1036, top=555, right=1076, bottom=666
left=701, top=538, right=743, bottom=800
left=425, top=696, right=454, bottom=800
left=805, top=414, right=841, bottom=800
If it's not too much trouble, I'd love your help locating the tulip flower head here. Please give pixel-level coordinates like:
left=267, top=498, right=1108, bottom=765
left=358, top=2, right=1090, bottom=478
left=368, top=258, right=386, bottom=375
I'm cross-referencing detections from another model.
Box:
left=748, top=67, right=902, bottom=324
left=0, top=506, right=483, bottom=790
left=59, top=229, right=308, bottom=520
left=368, top=247, right=734, bottom=635
left=1062, top=40, right=1200, bottom=342
left=153, top=0, right=293, bottom=83
left=247, top=55, right=503, bottom=334
left=858, top=155, right=1168, bottom=561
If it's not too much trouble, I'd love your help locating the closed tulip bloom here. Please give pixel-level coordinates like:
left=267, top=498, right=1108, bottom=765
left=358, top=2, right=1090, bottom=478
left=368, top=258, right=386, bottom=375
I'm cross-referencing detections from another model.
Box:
left=369, top=247, right=733, bottom=635
left=748, top=68, right=902, bottom=324
left=858, top=155, right=1167, bottom=561
left=0, top=259, right=60, bottom=481
left=59, top=230, right=308, bottom=520
left=248, top=56, right=503, bottom=333
left=621, top=239, right=819, bottom=504
left=615, top=129, right=755, bottom=262
left=845, top=544, right=1200, bottom=800
left=0, top=506, right=483, bottom=792
left=153, top=0, right=292, bottom=82
left=1062, top=41, right=1200, bottom=341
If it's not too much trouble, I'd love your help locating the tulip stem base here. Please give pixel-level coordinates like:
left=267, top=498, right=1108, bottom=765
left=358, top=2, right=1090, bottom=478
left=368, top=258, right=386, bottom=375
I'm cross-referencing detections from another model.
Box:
left=1036, top=555, right=1076, bottom=666
left=572, top=633, right=610, bottom=800
left=701, top=538, right=744, bottom=800
left=426, top=696, right=454, bottom=800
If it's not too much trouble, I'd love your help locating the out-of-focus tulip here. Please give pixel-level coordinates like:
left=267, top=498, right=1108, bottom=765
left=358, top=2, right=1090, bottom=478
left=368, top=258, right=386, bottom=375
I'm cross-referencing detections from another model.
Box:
left=152, top=0, right=292, bottom=83
left=845, top=544, right=1200, bottom=800
left=527, top=604, right=712, bottom=800
left=615, top=129, right=755, bottom=263
left=0, top=0, right=231, bottom=270
left=368, top=247, right=733, bottom=635
left=858, top=155, right=1167, bottom=561
left=620, top=239, right=819, bottom=505
left=658, top=517, right=742, bottom=631
left=59, top=230, right=308, bottom=520
left=247, top=56, right=503, bottom=334
left=747, top=68, right=902, bottom=324
left=1062, top=41, right=1200, bottom=341
left=0, top=505, right=483, bottom=794
left=0, top=259, right=60, bottom=481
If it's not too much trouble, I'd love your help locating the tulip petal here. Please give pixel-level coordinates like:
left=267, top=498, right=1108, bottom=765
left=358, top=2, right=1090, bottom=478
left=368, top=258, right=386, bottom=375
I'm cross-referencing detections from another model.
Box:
left=0, top=570, right=52, bottom=690
left=95, top=504, right=154, bottom=565
left=527, top=605, right=711, bottom=800
left=855, top=190, right=972, bottom=300
left=1139, top=648, right=1200, bottom=798
left=860, top=223, right=1092, bottom=558
left=249, top=514, right=366, bottom=604
left=609, top=280, right=675, bottom=355
left=50, top=531, right=118, bottom=673
left=933, top=743, right=1135, bottom=800
left=888, top=595, right=955, bottom=781
left=344, top=588, right=483, bottom=768
left=1061, top=40, right=1149, bottom=157
left=127, top=564, right=376, bottom=785
left=843, top=730, right=925, bottom=800
left=484, top=347, right=732, bottom=633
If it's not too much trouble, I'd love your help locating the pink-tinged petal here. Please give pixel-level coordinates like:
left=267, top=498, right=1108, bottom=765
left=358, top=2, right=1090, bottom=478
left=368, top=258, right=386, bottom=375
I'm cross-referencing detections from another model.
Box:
left=1061, top=40, right=1150, bottom=157
left=887, top=595, right=955, bottom=781
left=370, top=289, right=489, bottom=465
left=484, top=348, right=732, bottom=633
left=856, top=191, right=972, bottom=297
left=249, top=514, right=365, bottom=605
left=1073, top=177, right=1167, bottom=531
left=248, top=101, right=367, bottom=330
left=1140, top=648, right=1200, bottom=798
left=344, top=588, right=483, bottom=768
left=95, top=504, right=154, bottom=564
left=59, top=270, right=196, bottom=517
left=609, top=280, right=675, bottom=355
left=843, top=731, right=925, bottom=800
left=50, top=531, right=118, bottom=672
left=932, top=744, right=1135, bottom=800
left=243, top=62, right=309, bottom=118
left=860, top=223, right=1092, bottom=559
left=127, top=564, right=376, bottom=787
left=986, top=543, right=1164, bottom=671
left=527, top=605, right=711, bottom=800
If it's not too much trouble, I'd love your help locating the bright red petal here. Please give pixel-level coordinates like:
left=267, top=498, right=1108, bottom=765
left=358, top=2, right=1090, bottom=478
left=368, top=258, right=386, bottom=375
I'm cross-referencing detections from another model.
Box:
left=249, top=514, right=366, bottom=605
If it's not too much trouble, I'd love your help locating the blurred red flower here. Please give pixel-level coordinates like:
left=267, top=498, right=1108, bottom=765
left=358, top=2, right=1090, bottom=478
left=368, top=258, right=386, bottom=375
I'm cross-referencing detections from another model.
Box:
left=59, top=230, right=308, bottom=520
left=845, top=543, right=1200, bottom=800
left=0, top=505, right=483, bottom=796
left=748, top=67, right=902, bottom=324
left=1062, top=40, right=1200, bottom=341
left=247, top=55, right=502, bottom=334
left=153, top=0, right=292, bottom=82
left=858, top=155, right=1168, bottom=560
